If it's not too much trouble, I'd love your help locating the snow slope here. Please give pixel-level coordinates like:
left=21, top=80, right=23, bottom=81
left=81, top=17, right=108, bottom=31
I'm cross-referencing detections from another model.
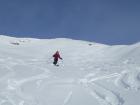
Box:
left=0, top=35, right=140, bottom=105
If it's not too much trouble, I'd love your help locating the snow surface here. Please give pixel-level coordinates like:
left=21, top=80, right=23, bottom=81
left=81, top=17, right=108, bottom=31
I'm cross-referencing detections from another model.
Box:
left=0, top=35, right=140, bottom=105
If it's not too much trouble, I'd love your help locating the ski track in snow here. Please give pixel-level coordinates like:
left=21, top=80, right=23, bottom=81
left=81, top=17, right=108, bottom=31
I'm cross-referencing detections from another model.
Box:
left=115, top=71, right=140, bottom=90
left=0, top=59, right=131, bottom=105
left=90, top=83, right=123, bottom=105
left=62, top=91, right=73, bottom=105
left=80, top=79, right=124, bottom=105
left=79, top=73, right=124, bottom=105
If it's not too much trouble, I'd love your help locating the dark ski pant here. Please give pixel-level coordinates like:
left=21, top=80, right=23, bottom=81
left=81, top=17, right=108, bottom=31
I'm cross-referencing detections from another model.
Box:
left=53, top=59, right=58, bottom=65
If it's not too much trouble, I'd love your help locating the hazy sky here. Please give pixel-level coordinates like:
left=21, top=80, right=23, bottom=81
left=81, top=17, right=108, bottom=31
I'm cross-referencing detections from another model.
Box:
left=0, top=0, right=140, bottom=44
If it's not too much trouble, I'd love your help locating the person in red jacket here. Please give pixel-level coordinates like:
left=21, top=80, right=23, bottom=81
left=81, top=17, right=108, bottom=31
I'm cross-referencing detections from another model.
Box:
left=53, top=51, right=62, bottom=65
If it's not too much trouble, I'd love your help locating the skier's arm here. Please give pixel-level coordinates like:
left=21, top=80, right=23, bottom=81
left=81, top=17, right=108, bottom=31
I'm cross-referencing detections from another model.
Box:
left=59, top=56, right=62, bottom=60
left=58, top=54, right=62, bottom=60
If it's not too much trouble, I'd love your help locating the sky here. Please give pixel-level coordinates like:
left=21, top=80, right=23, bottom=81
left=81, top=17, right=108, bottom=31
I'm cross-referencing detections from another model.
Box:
left=0, top=0, right=140, bottom=45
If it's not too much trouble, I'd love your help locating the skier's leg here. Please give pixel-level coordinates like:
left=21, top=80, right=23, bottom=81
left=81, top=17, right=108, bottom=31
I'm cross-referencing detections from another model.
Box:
left=53, top=60, right=56, bottom=65
left=55, top=59, right=58, bottom=65
left=53, top=59, right=58, bottom=65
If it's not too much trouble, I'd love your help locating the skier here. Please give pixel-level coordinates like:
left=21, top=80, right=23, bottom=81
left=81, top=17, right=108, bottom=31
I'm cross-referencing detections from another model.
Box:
left=53, top=51, right=62, bottom=66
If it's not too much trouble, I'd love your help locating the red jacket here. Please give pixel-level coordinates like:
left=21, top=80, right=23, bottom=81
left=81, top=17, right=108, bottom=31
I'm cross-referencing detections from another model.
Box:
left=53, top=52, right=62, bottom=60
